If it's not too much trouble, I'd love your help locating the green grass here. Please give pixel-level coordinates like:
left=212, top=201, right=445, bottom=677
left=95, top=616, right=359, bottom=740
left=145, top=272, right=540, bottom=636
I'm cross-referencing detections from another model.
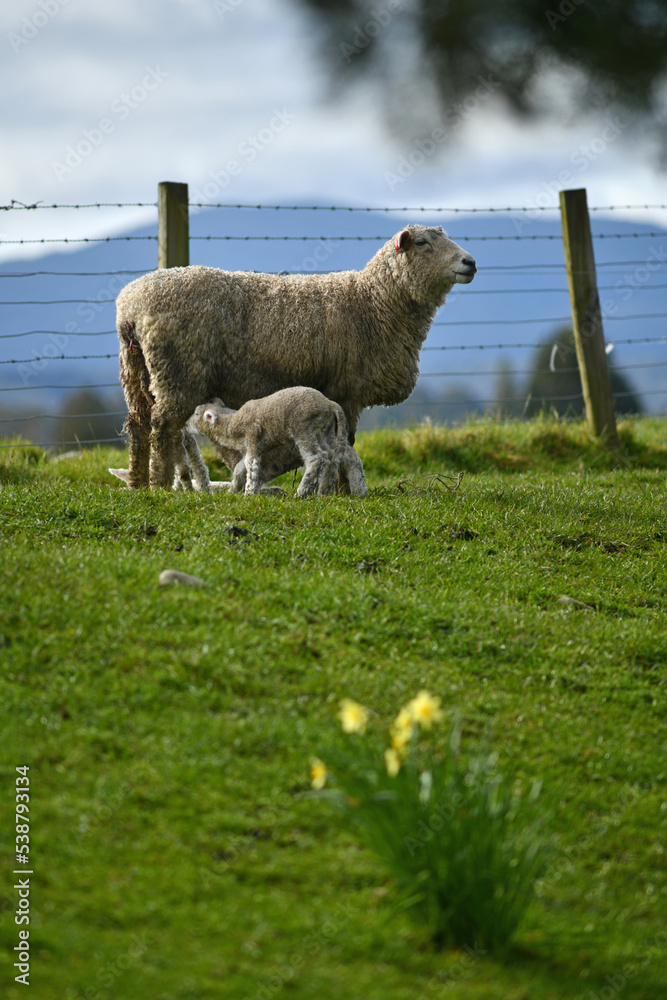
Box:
left=1, top=415, right=666, bottom=999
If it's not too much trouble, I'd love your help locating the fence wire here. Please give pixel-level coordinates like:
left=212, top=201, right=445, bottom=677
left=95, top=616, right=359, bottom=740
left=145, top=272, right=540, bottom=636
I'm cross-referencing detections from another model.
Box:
left=1, top=198, right=665, bottom=450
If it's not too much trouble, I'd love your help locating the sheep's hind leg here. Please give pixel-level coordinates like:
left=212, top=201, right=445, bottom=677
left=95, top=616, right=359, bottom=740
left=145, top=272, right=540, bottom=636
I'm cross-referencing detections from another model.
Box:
left=335, top=405, right=362, bottom=494
left=149, top=408, right=182, bottom=489
left=341, top=445, right=368, bottom=497
left=124, top=408, right=151, bottom=489
left=119, top=334, right=151, bottom=488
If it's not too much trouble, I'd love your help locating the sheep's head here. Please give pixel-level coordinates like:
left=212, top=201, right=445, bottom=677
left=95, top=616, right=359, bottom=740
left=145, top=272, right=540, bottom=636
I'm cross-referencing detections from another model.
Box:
left=391, top=224, right=476, bottom=304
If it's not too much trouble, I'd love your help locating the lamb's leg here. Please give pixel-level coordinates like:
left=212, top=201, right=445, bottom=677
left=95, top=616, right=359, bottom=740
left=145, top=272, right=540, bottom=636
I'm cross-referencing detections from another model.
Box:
left=317, top=453, right=340, bottom=495
left=243, top=450, right=264, bottom=494
left=312, top=431, right=339, bottom=495
left=149, top=408, right=182, bottom=488
left=225, top=457, right=283, bottom=495
left=183, top=429, right=211, bottom=493
left=198, top=440, right=298, bottom=495
left=297, top=449, right=324, bottom=497
left=172, top=433, right=194, bottom=491
left=231, top=458, right=247, bottom=493
left=314, top=414, right=344, bottom=496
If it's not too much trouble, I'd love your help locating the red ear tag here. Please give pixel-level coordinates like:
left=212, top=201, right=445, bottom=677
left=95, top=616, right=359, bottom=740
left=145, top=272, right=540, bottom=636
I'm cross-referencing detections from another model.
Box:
left=129, top=338, right=136, bottom=355
left=395, top=239, right=401, bottom=250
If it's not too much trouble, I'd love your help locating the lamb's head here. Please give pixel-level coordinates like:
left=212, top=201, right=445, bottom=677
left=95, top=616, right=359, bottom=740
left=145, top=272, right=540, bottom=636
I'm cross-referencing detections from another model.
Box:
left=191, top=398, right=231, bottom=432
left=385, top=224, right=476, bottom=305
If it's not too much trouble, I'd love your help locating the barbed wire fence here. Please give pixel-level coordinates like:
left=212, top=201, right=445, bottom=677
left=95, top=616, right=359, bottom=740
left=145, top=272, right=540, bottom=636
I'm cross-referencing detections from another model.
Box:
left=0, top=188, right=665, bottom=450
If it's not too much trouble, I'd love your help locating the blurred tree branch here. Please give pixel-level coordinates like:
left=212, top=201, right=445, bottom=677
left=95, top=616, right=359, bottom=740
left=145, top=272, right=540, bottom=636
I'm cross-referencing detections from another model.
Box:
left=296, top=0, right=667, bottom=149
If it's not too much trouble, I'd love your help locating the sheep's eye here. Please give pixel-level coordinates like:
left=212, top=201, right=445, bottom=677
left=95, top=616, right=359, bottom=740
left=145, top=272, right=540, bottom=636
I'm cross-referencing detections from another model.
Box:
left=414, top=238, right=429, bottom=247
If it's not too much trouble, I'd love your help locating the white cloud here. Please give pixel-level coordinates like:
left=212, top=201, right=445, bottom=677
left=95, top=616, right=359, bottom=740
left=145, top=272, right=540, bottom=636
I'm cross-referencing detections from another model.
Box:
left=1, top=0, right=666, bottom=264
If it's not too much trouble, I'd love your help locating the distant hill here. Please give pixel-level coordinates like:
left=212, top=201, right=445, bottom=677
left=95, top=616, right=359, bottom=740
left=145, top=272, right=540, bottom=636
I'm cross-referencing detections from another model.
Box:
left=1, top=203, right=665, bottom=445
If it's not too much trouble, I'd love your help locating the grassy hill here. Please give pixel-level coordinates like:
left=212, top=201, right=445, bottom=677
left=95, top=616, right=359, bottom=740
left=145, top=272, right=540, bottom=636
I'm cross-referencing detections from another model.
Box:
left=1, top=416, right=666, bottom=999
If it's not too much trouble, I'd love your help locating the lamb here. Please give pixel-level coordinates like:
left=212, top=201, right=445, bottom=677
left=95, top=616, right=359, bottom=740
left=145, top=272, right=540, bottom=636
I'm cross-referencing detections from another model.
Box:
left=116, top=224, right=476, bottom=489
left=108, top=426, right=290, bottom=494
left=191, top=388, right=368, bottom=497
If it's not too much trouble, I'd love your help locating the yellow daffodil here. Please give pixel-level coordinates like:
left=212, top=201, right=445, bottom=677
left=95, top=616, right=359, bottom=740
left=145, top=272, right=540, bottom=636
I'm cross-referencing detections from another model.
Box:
left=394, top=706, right=414, bottom=733
left=407, top=690, right=444, bottom=730
left=390, top=706, right=414, bottom=754
left=390, top=726, right=412, bottom=754
left=310, top=757, right=327, bottom=790
left=385, top=747, right=402, bottom=777
left=338, top=698, right=369, bottom=735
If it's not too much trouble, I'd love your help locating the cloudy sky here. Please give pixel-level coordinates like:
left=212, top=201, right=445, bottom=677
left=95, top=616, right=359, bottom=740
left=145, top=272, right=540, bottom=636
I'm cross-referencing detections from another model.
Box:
left=2, top=0, right=666, bottom=261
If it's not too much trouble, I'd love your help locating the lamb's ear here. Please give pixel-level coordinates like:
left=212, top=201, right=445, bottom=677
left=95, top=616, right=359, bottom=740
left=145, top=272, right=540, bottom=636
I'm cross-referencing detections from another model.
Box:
left=203, top=409, right=216, bottom=424
left=395, top=229, right=411, bottom=252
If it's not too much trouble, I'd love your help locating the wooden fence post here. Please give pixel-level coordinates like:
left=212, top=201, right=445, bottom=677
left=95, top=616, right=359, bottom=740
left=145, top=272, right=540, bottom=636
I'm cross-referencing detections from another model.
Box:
left=158, top=181, right=189, bottom=268
left=559, top=187, right=618, bottom=445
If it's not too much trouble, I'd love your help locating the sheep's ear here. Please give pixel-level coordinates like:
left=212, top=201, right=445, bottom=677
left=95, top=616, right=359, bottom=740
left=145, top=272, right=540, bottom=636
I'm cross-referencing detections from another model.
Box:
left=203, top=409, right=216, bottom=424
left=395, top=229, right=411, bottom=252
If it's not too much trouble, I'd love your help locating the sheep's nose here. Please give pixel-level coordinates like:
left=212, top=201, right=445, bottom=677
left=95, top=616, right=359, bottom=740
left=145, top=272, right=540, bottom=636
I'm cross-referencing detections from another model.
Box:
left=462, top=256, right=476, bottom=270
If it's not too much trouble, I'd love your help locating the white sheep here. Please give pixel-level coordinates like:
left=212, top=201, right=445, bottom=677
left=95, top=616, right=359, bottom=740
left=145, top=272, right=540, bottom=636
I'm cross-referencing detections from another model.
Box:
left=191, top=388, right=368, bottom=497
left=116, top=224, right=476, bottom=489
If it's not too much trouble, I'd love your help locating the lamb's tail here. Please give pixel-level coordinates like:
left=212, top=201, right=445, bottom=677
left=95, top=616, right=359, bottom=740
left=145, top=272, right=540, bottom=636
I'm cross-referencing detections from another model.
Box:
left=118, top=320, right=153, bottom=486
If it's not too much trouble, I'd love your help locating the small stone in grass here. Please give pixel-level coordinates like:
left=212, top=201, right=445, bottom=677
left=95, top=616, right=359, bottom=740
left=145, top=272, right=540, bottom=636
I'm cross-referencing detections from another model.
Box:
left=159, top=569, right=205, bottom=588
